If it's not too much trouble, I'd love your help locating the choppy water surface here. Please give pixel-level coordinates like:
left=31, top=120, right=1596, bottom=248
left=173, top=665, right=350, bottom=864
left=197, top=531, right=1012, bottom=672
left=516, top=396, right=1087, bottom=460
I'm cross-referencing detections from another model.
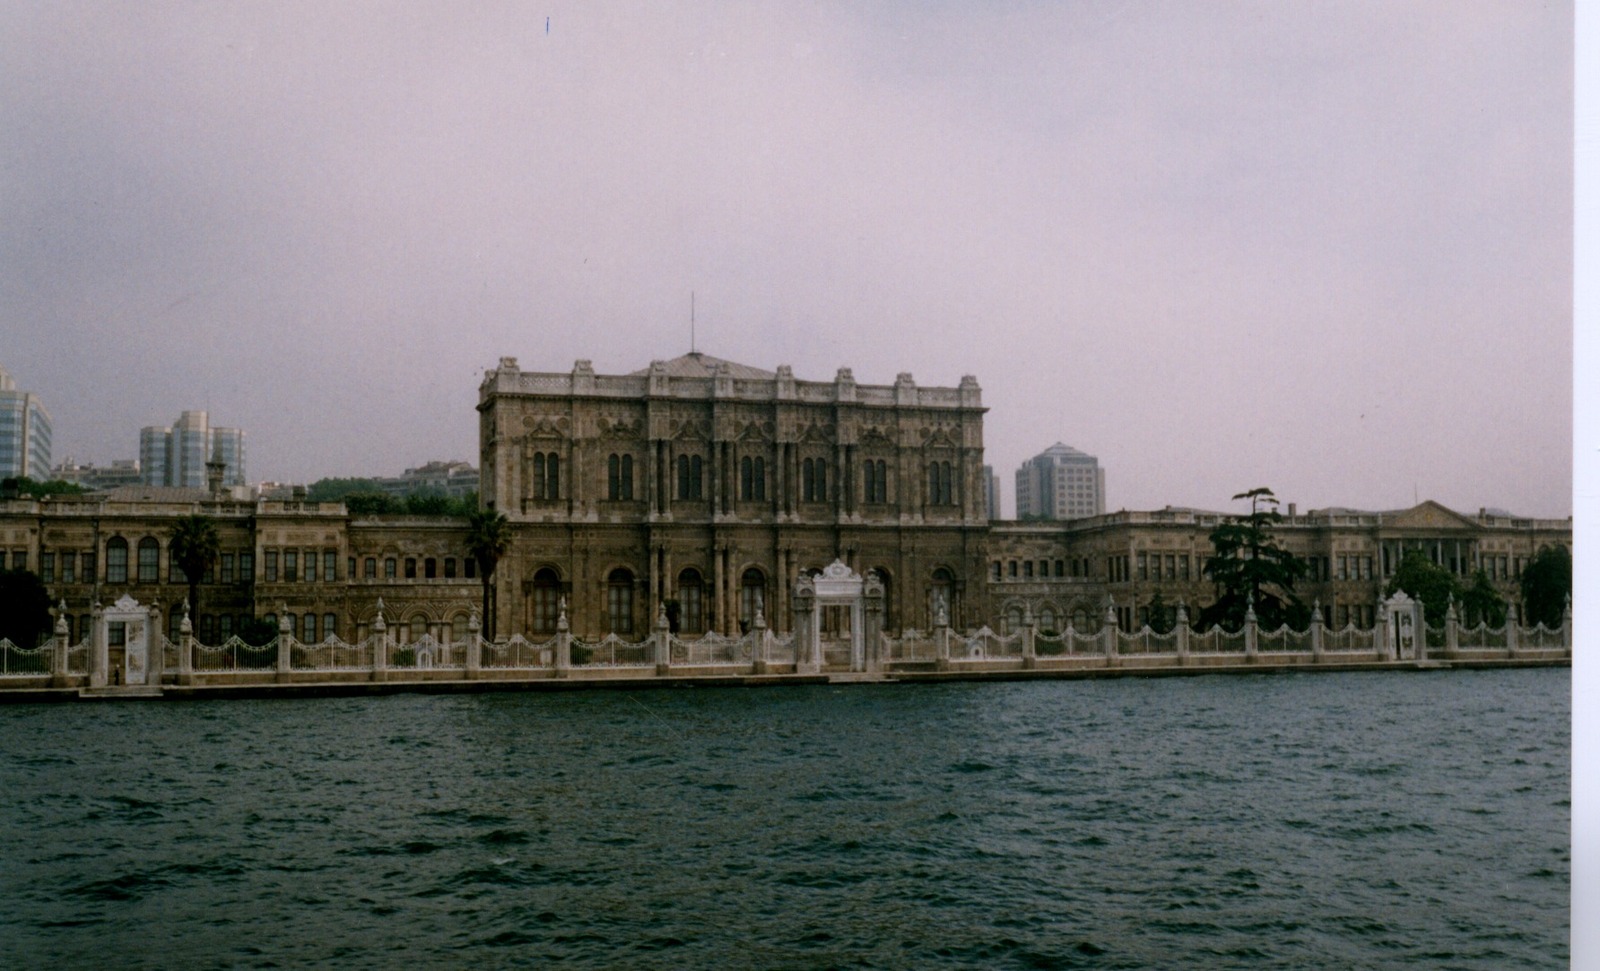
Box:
left=1, top=670, right=1568, bottom=969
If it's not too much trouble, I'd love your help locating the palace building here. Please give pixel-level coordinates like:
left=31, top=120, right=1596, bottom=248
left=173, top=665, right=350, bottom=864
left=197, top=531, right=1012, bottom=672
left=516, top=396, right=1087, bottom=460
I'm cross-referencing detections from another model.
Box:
left=0, top=353, right=1571, bottom=648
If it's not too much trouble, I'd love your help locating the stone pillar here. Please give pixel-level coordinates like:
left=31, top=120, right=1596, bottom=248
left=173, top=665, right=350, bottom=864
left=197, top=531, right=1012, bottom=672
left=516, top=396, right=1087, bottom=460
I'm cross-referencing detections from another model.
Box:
left=1444, top=596, right=1459, bottom=659
left=1175, top=600, right=1190, bottom=664
left=466, top=610, right=482, bottom=679
left=372, top=601, right=389, bottom=682
left=554, top=598, right=572, bottom=677
left=52, top=601, right=70, bottom=688
left=178, top=603, right=195, bottom=683
left=1375, top=600, right=1391, bottom=661
left=1505, top=605, right=1519, bottom=658
left=1020, top=606, right=1036, bottom=670
left=148, top=603, right=164, bottom=684
left=1243, top=600, right=1258, bottom=662
left=654, top=602, right=671, bottom=676
left=1102, top=600, right=1118, bottom=664
left=276, top=607, right=292, bottom=683
left=933, top=592, right=951, bottom=671
left=90, top=601, right=107, bottom=688
left=864, top=575, right=885, bottom=673
left=794, top=578, right=818, bottom=674
left=1309, top=600, right=1324, bottom=663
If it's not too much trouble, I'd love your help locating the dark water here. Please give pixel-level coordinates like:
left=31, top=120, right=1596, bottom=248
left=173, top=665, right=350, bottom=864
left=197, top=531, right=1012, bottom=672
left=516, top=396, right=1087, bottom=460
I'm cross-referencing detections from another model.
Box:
left=1, top=670, right=1568, bottom=970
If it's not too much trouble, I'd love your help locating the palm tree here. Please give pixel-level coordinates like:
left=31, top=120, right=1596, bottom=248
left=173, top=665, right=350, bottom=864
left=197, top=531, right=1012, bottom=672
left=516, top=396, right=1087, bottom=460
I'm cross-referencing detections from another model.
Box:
left=168, top=514, right=220, bottom=629
left=465, top=509, right=512, bottom=639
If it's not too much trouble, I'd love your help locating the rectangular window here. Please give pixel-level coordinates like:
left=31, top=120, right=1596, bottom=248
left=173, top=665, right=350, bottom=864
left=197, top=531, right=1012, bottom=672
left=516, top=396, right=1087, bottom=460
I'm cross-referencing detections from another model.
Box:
left=284, top=551, right=298, bottom=582
left=265, top=551, right=278, bottom=582
left=221, top=553, right=235, bottom=584
left=109, top=622, right=126, bottom=647
left=203, top=560, right=215, bottom=584
left=137, top=543, right=158, bottom=583
left=219, top=614, right=233, bottom=641
left=1008, top=561, right=1017, bottom=578
left=425, top=558, right=437, bottom=579
left=62, top=551, right=76, bottom=584
left=83, top=551, right=96, bottom=582
left=405, top=558, right=417, bottom=579
left=1180, top=556, right=1190, bottom=580
left=324, top=613, right=338, bottom=639
left=303, top=613, right=316, bottom=643
left=170, top=550, right=187, bottom=584
left=385, top=557, right=397, bottom=579
left=465, top=558, right=476, bottom=579
left=1055, top=560, right=1065, bottom=578
left=991, top=562, right=1002, bottom=581
left=324, top=551, right=337, bottom=582
left=445, top=558, right=457, bottom=579
left=365, top=557, right=377, bottom=579
left=1023, top=561, right=1034, bottom=579
left=1337, top=555, right=1347, bottom=580
left=240, top=552, right=254, bottom=582
left=348, top=557, right=356, bottom=581
left=304, top=551, right=317, bottom=582
left=1137, top=553, right=1147, bottom=581
left=40, top=552, right=54, bottom=583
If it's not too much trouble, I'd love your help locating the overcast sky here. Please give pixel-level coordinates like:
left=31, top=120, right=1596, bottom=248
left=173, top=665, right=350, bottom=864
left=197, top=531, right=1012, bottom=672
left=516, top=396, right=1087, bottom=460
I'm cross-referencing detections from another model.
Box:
left=0, top=1, right=1575, bottom=519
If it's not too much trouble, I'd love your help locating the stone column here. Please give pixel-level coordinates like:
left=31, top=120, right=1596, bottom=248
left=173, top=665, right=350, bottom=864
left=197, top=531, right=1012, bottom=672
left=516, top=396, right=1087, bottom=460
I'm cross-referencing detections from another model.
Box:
left=1444, top=596, right=1459, bottom=659
left=90, top=601, right=107, bottom=689
left=1102, top=600, right=1118, bottom=664
left=751, top=603, right=770, bottom=675
left=276, top=607, right=292, bottom=683
left=1374, top=601, right=1391, bottom=661
left=1243, top=600, right=1258, bottom=662
left=466, top=611, right=482, bottom=679
left=52, top=601, right=70, bottom=688
left=1020, top=606, right=1036, bottom=670
left=179, top=603, right=195, bottom=684
left=1309, top=600, right=1324, bottom=663
left=148, top=603, right=164, bottom=684
left=372, top=601, right=389, bottom=682
left=654, top=602, right=671, bottom=676
left=864, top=575, right=884, bottom=673
left=554, top=598, right=571, bottom=677
left=793, top=578, right=818, bottom=674
left=1505, top=606, right=1519, bottom=658
left=1175, top=600, right=1190, bottom=664
left=933, top=592, right=951, bottom=671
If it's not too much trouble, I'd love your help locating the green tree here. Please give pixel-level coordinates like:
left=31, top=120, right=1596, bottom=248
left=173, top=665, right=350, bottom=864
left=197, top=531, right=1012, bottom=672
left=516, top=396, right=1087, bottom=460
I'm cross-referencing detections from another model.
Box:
left=345, top=492, right=401, bottom=515
left=402, top=492, right=454, bottom=515
left=1519, top=545, right=1571, bottom=629
left=168, top=515, right=221, bottom=624
left=237, top=616, right=279, bottom=647
left=1458, top=569, right=1508, bottom=629
left=1385, top=550, right=1462, bottom=628
left=465, top=508, right=512, bottom=640
left=1199, top=488, right=1309, bottom=632
left=0, top=569, right=52, bottom=647
left=1144, top=591, right=1175, bottom=634
left=1, top=476, right=88, bottom=499
left=306, top=477, right=385, bottom=501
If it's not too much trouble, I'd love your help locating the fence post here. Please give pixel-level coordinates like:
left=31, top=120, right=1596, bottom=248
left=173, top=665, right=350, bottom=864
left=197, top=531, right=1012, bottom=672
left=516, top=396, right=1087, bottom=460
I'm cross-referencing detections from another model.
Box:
left=1020, top=606, right=1037, bottom=669
left=466, top=610, right=482, bottom=679
left=794, top=578, right=819, bottom=674
left=179, top=602, right=194, bottom=684
left=1444, top=596, right=1459, bottom=658
left=1374, top=601, right=1390, bottom=662
left=372, top=600, right=388, bottom=682
left=554, top=598, right=571, bottom=677
left=1310, top=600, right=1324, bottom=663
left=1102, top=600, right=1118, bottom=665
left=147, top=602, right=164, bottom=685
left=276, top=606, right=292, bottom=683
left=1505, top=604, right=1519, bottom=658
left=89, top=600, right=107, bottom=688
left=752, top=605, right=770, bottom=675
left=1563, top=594, right=1572, bottom=656
left=52, top=600, right=70, bottom=688
left=654, top=602, right=671, bottom=676
left=1243, top=600, right=1258, bottom=662
left=1175, top=600, right=1190, bottom=664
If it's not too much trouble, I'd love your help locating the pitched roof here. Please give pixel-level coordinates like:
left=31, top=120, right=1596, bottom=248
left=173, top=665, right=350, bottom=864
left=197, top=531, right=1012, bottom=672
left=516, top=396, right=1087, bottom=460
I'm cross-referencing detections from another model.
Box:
left=629, top=353, right=776, bottom=380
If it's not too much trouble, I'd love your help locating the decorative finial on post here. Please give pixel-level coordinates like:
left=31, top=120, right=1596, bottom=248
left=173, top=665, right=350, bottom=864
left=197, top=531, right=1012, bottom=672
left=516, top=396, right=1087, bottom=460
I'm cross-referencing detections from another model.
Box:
left=55, top=599, right=68, bottom=636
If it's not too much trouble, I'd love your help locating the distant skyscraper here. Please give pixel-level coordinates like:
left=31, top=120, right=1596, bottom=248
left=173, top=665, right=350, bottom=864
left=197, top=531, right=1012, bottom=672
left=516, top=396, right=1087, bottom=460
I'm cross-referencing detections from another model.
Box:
left=1015, top=443, right=1104, bottom=520
left=140, top=411, right=246, bottom=487
left=982, top=464, right=1000, bottom=521
left=0, top=364, right=52, bottom=479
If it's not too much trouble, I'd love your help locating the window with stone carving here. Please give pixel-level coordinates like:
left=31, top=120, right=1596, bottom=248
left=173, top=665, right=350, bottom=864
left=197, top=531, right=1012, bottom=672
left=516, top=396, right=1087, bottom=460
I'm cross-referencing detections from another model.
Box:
left=677, top=454, right=703, bottom=500
left=607, top=568, right=634, bottom=634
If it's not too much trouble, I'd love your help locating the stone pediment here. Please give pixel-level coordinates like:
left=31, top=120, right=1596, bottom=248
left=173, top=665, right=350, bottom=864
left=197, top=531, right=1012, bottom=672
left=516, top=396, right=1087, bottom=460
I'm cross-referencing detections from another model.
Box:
left=671, top=419, right=710, bottom=442
left=737, top=421, right=774, bottom=443
left=521, top=415, right=570, bottom=439
left=921, top=427, right=958, bottom=449
left=860, top=425, right=897, bottom=447
left=596, top=417, right=642, bottom=440
left=800, top=423, right=834, bottom=445
left=1385, top=501, right=1477, bottom=531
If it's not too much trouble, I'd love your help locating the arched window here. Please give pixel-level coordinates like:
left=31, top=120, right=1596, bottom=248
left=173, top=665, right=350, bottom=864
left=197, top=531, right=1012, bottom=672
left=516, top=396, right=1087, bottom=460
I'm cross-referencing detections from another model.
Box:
left=302, top=613, right=317, bottom=644
left=534, top=452, right=561, bottom=500
left=106, top=537, right=129, bottom=584
left=532, top=568, right=561, bottom=634
left=1039, top=607, right=1057, bottom=633
left=928, top=461, right=954, bottom=505
left=607, top=454, right=634, bottom=500
left=863, top=459, right=888, bottom=504
left=407, top=615, right=429, bottom=644
left=677, top=454, right=703, bottom=500
left=738, top=456, right=766, bottom=501
left=677, top=568, right=704, bottom=634
left=740, top=568, right=766, bottom=630
left=803, top=458, right=826, bottom=502
left=1005, top=606, right=1022, bottom=635
left=607, top=568, right=634, bottom=634
left=137, top=537, right=159, bottom=583
left=451, top=613, right=468, bottom=643
left=323, top=613, right=338, bottom=640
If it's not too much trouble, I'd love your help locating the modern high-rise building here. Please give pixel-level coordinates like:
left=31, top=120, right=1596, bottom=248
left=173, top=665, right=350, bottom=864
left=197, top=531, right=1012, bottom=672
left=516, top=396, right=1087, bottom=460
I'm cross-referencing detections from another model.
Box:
left=0, top=364, right=52, bottom=479
left=140, top=411, right=246, bottom=487
left=1015, top=443, right=1104, bottom=520
left=982, top=464, right=1000, bottom=521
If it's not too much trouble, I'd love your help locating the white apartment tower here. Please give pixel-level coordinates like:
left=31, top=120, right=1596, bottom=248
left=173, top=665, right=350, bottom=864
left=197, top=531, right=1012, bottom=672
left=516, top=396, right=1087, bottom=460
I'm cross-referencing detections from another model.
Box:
left=140, top=411, right=246, bottom=487
left=1015, top=443, right=1104, bottom=520
left=0, top=364, right=52, bottom=479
